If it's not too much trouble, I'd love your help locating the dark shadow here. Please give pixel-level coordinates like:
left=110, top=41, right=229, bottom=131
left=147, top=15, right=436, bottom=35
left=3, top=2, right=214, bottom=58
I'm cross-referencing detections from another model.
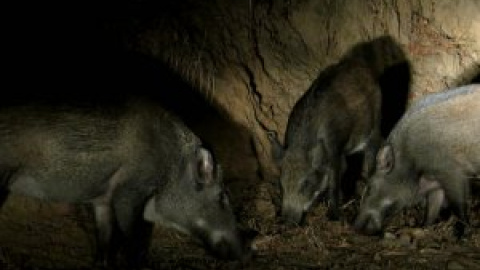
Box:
left=379, top=61, right=411, bottom=138
left=450, top=63, right=480, bottom=87
left=341, top=153, right=364, bottom=203
left=468, top=66, right=480, bottom=84
left=342, top=36, right=412, bottom=138
left=470, top=71, right=480, bottom=84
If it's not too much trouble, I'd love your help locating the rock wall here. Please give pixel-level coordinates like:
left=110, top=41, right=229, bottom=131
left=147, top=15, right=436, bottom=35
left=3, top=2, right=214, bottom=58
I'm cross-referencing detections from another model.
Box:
left=114, top=0, right=479, bottom=187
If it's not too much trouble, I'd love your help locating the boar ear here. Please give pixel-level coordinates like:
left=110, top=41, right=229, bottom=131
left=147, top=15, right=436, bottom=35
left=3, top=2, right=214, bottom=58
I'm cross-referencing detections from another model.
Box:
left=196, top=147, right=215, bottom=186
left=377, top=144, right=394, bottom=173
left=267, top=131, right=285, bottom=164
left=310, top=139, right=327, bottom=169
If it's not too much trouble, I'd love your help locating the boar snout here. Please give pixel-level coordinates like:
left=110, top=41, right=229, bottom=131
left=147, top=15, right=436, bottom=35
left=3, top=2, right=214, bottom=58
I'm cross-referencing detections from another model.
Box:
left=354, top=210, right=384, bottom=235
left=280, top=205, right=306, bottom=226
left=199, top=227, right=256, bottom=261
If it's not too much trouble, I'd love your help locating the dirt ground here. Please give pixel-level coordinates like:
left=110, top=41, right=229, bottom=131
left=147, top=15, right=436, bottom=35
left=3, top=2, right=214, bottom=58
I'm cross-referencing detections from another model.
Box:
left=1, top=180, right=479, bottom=270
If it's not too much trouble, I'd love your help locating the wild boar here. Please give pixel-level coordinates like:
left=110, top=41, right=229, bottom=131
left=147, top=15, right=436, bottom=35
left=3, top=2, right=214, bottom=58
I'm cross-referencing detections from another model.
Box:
left=355, top=84, right=480, bottom=236
left=0, top=97, right=251, bottom=268
left=270, top=36, right=409, bottom=225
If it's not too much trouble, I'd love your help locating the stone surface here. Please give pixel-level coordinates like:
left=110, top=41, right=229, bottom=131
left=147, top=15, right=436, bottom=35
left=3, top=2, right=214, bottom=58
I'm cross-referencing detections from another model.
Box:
left=121, top=0, right=480, bottom=192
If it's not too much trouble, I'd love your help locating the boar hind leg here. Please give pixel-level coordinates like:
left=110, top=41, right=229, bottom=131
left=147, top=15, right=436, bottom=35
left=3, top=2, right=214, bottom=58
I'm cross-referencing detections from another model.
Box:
left=0, top=168, right=15, bottom=208
left=120, top=217, right=153, bottom=268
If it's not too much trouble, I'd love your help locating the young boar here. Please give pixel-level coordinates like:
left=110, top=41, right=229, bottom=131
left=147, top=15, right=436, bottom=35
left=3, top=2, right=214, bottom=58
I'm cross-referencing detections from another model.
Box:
left=355, top=84, right=480, bottom=236
left=0, top=98, right=251, bottom=268
left=270, top=36, right=409, bottom=224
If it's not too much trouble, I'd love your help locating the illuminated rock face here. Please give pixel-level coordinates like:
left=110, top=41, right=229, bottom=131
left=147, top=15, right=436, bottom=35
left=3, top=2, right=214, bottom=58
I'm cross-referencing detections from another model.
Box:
left=119, top=0, right=479, bottom=186
left=4, top=0, right=480, bottom=224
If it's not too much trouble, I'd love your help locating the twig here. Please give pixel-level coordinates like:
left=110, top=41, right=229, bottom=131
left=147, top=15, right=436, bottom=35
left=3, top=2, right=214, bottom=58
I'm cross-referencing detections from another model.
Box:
left=341, top=199, right=357, bottom=210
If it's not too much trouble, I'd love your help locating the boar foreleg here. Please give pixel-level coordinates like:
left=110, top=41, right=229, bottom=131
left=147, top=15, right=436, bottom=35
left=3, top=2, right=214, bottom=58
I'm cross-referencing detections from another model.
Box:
left=326, top=155, right=346, bottom=220
left=424, top=188, right=445, bottom=226
left=93, top=203, right=117, bottom=268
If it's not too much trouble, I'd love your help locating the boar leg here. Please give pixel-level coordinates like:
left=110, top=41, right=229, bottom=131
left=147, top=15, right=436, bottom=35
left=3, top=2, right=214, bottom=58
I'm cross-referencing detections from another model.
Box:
left=93, top=203, right=118, bottom=268
left=442, top=172, right=470, bottom=238
left=112, top=186, right=154, bottom=268
left=424, top=188, right=445, bottom=226
left=419, top=176, right=445, bottom=226
left=326, top=156, right=346, bottom=220
left=116, top=216, right=153, bottom=268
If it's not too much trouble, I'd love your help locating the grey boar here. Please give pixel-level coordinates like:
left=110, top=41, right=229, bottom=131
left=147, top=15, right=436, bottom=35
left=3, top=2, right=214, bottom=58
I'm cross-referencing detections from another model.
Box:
left=354, top=84, right=480, bottom=236
left=0, top=98, right=251, bottom=268
left=270, top=36, right=409, bottom=225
